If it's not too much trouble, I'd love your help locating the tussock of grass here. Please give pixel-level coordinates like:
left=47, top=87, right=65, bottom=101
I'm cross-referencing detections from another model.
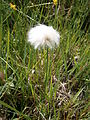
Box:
left=0, top=0, right=89, bottom=120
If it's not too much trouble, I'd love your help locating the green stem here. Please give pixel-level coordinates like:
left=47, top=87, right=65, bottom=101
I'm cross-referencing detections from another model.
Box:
left=6, top=27, right=10, bottom=80
left=0, top=16, right=2, bottom=58
left=45, top=47, right=48, bottom=92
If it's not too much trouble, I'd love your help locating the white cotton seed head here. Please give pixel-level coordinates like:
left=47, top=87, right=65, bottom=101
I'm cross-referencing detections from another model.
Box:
left=28, top=24, right=60, bottom=49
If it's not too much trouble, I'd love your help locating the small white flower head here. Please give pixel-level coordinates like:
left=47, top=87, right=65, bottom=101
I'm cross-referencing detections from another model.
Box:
left=28, top=24, right=60, bottom=49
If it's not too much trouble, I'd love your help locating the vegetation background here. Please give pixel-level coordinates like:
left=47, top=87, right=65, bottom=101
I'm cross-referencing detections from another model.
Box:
left=0, top=0, right=89, bottom=120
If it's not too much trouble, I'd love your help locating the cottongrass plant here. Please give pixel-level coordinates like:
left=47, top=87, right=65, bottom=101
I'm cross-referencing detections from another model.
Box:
left=28, top=24, right=60, bottom=49
left=28, top=24, right=60, bottom=92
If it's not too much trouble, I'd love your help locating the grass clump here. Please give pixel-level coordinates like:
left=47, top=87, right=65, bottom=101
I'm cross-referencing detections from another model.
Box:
left=0, top=0, right=89, bottom=120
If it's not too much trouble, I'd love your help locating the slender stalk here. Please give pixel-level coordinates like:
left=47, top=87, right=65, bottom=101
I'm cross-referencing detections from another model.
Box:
left=6, top=27, right=10, bottom=80
left=45, top=47, right=48, bottom=92
left=0, top=16, right=2, bottom=57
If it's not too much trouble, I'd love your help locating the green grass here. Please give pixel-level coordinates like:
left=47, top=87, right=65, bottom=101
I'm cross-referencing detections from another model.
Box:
left=0, top=0, right=90, bottom=120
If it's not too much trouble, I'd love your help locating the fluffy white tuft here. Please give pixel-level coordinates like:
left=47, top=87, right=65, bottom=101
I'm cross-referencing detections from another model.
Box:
left=28, top=24, right=60, bottom=49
